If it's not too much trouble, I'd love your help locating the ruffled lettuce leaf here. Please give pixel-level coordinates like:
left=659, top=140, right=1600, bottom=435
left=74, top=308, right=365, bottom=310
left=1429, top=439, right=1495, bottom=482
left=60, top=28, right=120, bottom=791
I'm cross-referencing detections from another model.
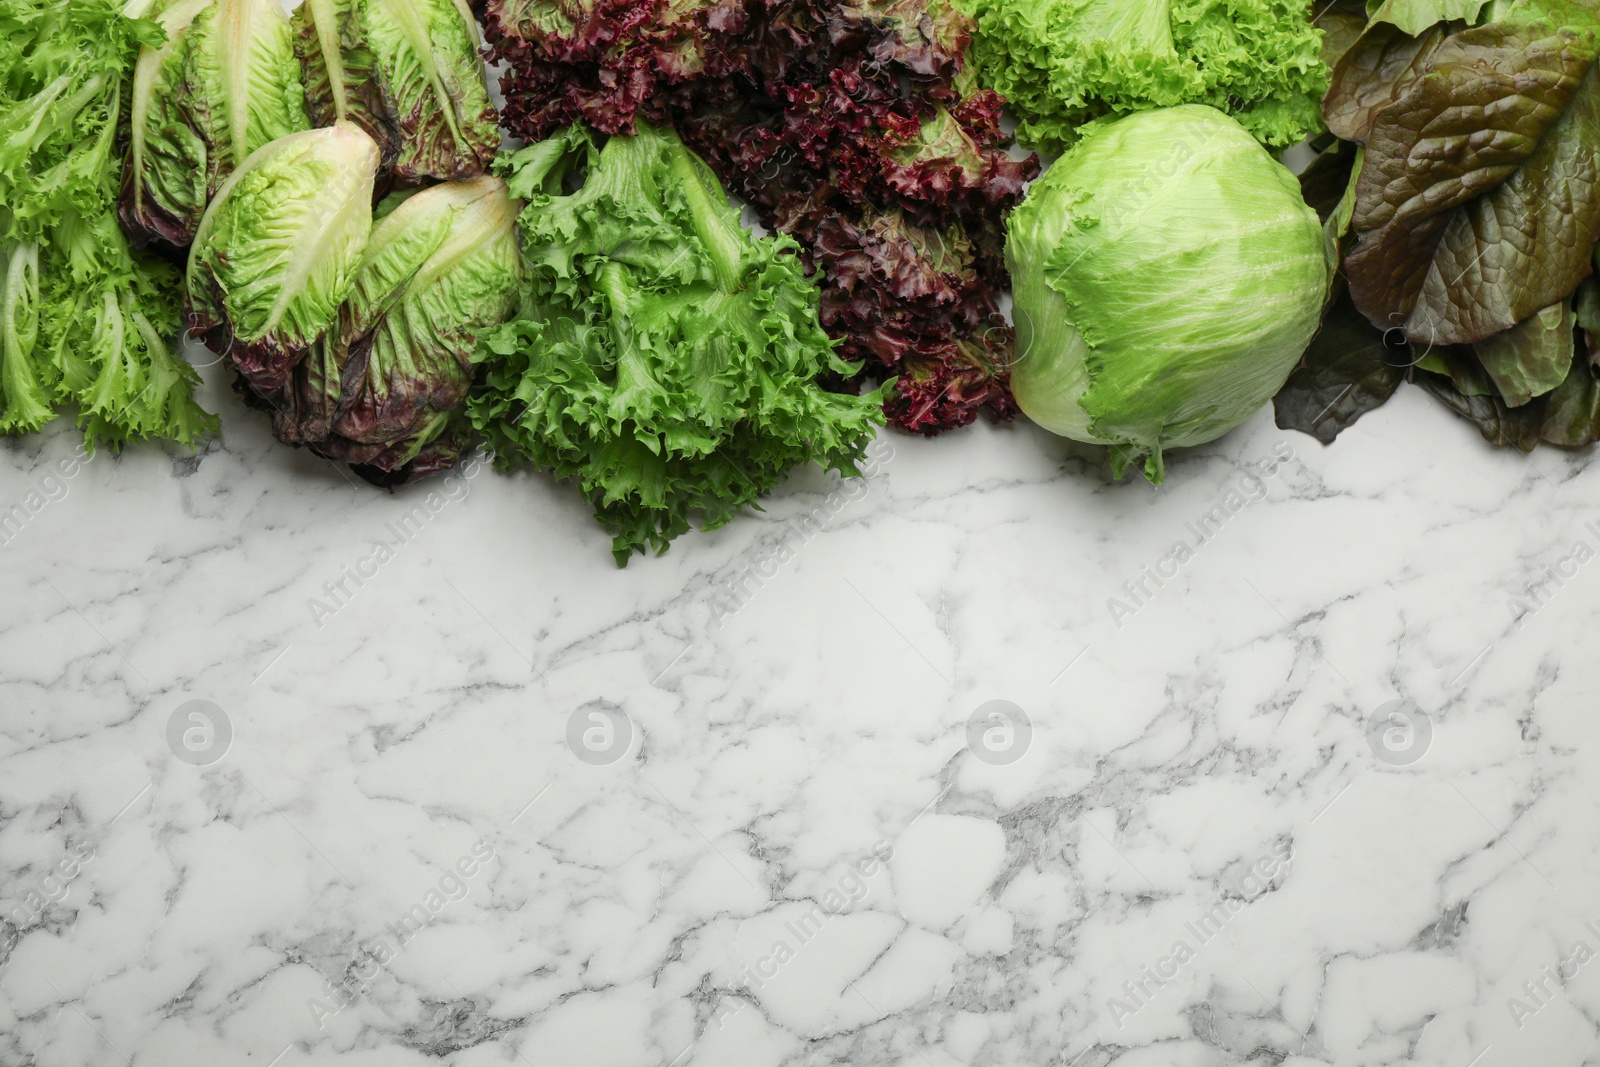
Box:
left=482, top=0, right=1037, bottom=434
left=0, top=243, right=56, bottom=434
left=69, top=244, right=217, bottom=446
left=1, top=0, right=216, bottom=447
left=470, top=123, right=886, bottom=564
left=806, top=205, right=1017, bottom=433
left=963, top=0, right=1328, bottom=152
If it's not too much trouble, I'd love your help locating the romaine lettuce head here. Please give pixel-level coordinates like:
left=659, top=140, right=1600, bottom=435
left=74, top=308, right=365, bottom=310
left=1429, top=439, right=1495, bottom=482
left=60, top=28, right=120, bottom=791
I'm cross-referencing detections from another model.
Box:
left=295, top=0, right=500, bottom=183
left=1339, top=13, right=1600, bottom=347
left=1007, top=105, right=1329, bottom=482
left=121, top=0, right=310, bottom=250
left=272, top=176, right=524, bottom=484
left=186, top=122, right=379, bottom=394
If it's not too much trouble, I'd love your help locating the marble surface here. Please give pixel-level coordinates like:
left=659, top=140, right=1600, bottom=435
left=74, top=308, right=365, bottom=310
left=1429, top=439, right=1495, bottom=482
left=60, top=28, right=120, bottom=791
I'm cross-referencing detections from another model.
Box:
left=4, top=356, right=1600, bottom=1067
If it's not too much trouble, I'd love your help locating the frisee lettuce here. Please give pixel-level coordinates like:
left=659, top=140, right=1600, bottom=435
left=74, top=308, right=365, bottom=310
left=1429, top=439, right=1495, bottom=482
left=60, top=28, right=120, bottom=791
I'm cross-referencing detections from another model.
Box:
left=961, top=0, right=1329, bottom=152
left=470, top=123, right=887, bottom=565
left=0, top=0, right=216, bottom=448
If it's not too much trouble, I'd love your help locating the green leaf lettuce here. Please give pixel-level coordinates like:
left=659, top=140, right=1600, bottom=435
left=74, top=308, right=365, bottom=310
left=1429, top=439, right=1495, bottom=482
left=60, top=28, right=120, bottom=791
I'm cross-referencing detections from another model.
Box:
left=962, top=0, right=1329, bottom=151
left=470, top=123, right=887, bottom=565
left=1, top=0, right=216, bottom=447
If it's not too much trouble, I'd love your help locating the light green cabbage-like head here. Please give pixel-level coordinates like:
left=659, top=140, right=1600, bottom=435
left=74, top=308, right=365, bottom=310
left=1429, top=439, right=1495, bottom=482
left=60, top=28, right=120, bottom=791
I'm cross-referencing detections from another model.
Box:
left=186, top=121, right=379, bottom=394
left=1007, top=105, right=1330, bottom=482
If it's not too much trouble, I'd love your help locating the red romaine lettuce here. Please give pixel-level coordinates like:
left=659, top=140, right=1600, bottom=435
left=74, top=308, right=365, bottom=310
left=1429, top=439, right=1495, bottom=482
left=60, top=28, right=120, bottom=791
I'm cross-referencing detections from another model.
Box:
left=259, top=177, right=525, bottom=485
left=295, top=0, right=502, bottom=184
left=1275, top=1, right=1600, bottom=453
left=1342, top=20, right=1600, bottom=347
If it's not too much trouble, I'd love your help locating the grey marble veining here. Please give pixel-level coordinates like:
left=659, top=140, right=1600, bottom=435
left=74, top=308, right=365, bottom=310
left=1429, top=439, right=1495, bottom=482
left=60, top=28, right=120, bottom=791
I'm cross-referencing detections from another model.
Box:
left=3, top=361, right=1599, bottom=1067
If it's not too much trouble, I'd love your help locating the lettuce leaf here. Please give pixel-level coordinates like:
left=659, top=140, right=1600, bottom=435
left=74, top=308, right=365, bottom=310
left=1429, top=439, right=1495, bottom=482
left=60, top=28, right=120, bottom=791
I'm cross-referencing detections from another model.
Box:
left=962, top=0, right=1329, bottom=152
left=1272, top=140, right=1411, bottom=447
left=186, top=123, right=380, bottom=394
left=481, top=0, right=1038, bottom=435
left=1417, top=313, right=1600, bottom=449
left=295, top=0, right=500, bottom=183
left=0, top=0, right=216, bottom=447
left=805, top=206, right=1018, bottom=433
left=121, top=0, right=311, bottom=250
left=268, top=176, right=524, bottom=484
left=1272, top=286, right=1409, bottom=445
left=470, top=124, right=887, bottom=564
left=1473, top=300, right=1576, bottom=405
left=1368, top=0, right=1492, bottom=34
left=0, top=244, right=55, bottom=433
left=1342, top=18, right=1600, bottom=347
left=1288, top=1, right=1600, bottom=451
left=671, top=81, right=1034, bottom=434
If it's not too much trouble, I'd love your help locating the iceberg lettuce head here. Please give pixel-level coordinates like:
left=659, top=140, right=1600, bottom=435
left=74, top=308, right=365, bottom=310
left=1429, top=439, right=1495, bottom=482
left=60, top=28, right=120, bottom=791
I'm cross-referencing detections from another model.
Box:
left=1007, top=106, right=1330, bottom=481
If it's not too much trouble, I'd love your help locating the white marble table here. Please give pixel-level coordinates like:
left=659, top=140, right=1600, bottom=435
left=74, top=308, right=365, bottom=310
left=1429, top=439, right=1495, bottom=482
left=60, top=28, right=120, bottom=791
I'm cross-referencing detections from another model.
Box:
left=3, top=357, right=1599, bottom=1067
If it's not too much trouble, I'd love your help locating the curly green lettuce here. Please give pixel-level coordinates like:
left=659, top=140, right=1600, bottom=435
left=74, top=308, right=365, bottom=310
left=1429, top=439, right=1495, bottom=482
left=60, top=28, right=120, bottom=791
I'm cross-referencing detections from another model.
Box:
left=0, top=0, right=216, bottom=448
left=469, top=123, right=887, bottom=565
left=962, top=0, right=1329, bottom=152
